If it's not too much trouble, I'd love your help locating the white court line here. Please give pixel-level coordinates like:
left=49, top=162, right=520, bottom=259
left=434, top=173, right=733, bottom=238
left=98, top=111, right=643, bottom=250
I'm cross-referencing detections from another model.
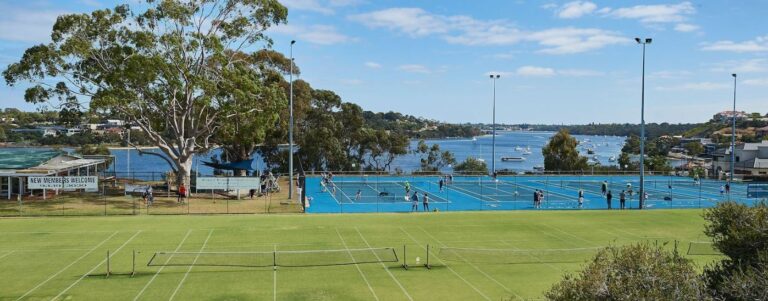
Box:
left=399, top=227, right=491, bottom=301
left=354, top=227, right=413, bottom=301
left=418, top=226, right=521, bottom=300
left=52, top=231, right=143, bottom=300
left=0, top=250, right=16, bottom=261
left=16, top=231, right=118, bottom=301
left=132, top=229, right=193, bottom=301
left=168, top=229, right=214, bottom=301
left=273, top=244, right=277, bottom=301
left=540, top=224, right=596, bottom=245
left=335, top=228, right=379, bottom=301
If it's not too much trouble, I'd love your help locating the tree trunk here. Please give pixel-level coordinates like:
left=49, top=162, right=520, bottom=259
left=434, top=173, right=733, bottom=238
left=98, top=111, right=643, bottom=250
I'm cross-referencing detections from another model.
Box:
left=176, top=158, right=193, bottom=194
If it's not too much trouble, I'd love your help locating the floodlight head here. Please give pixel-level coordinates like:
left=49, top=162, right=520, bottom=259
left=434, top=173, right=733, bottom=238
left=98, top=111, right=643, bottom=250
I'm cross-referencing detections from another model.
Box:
left=291, top=40, right=296, bottom=45
left=635, top=37, right=641, bottom=43
left=489, top=74, right=493, bottom=78
left=732, top=73, right=737, bottom=78
left=495, top=74, right=500, bottom=79
left=645, top=38, right=652, bottom=44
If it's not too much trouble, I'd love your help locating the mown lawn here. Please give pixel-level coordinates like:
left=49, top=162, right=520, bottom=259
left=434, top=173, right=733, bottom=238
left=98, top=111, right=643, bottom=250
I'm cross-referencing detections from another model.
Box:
left=0, top=209, right=720, bottom=300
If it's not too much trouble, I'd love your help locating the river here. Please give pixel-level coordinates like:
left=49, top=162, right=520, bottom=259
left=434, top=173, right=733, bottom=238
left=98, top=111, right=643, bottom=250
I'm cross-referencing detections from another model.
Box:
left=101, top=131, right=625, bottom=175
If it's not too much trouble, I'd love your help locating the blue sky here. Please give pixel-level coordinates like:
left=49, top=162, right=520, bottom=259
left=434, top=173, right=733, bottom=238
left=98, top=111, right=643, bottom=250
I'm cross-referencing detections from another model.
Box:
left=1, top=0, right=767, bottom=124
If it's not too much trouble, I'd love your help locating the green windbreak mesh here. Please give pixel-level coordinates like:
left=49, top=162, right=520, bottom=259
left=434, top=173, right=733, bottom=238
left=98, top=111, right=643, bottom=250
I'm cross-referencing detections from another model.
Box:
left=0, top=149, right=61, bottom=169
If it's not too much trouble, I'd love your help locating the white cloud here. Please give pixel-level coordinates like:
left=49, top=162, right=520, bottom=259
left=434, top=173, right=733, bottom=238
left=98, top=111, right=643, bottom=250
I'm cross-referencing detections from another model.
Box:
left=649, top=70, right=693, bottom=79
left=674, top=23, right=699, bottom=32
left=270, top=24, right=351, bottom=45
left=364, top=61, right=382, bottom=69
left=514, top=66, right=603, bottom=77
left=517, top=66, right=556, bottom=76
left=349, top=8, right=450, bottom=37
left=398, top=64, right=431, bottom=74
left=0, top=7, right=65, bottom=42
left=602, top=2, right=696, bottom=23
left=526, top=27, right=629, bottom=54
left=351, top=8, right=628, bottom=54
left=702, top=36, right=768, bottom=53
left=557, top=1, right=597, bottom=19
left=279, top=0, right=335, bottom=14
left=710, top=59, right=768, bottom=73
left=743, top=78, right=768, bottom=86
left=656, top=82, right=729, bottom=91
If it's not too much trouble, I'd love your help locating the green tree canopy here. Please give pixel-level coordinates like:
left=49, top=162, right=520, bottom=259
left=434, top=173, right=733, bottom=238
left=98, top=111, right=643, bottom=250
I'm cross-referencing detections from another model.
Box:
left=453, top=157, right=488, bottom=175
left=542, top=129, right=587, bottom=171
left=415, top=139, right=456, bottom=173
left=3, top=0, right=288, bottom=187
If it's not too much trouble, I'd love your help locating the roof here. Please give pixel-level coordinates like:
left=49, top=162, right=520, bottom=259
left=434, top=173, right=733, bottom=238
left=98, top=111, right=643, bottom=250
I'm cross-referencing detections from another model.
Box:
left=0, top=149, right=63, bottom=169
left=0, top=148, right=106, bottom=177
left=742, top=141, right=768, bottom=151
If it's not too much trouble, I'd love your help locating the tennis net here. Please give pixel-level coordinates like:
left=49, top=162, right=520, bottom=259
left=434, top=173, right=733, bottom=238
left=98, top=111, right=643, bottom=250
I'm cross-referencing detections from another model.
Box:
left=147, top=247, right=399, bottom=268
left=438, top=246, right=601, bottom=264
left=686, top=241, right=722, bottom=256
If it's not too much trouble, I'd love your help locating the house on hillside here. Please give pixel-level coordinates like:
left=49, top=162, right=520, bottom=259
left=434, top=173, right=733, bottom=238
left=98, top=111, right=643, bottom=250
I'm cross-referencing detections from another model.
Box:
left=757, top=126, right=768, bottom=138
left=713, top=110, right=748, bottom=122
left=712, top=140, right=768, bottom=179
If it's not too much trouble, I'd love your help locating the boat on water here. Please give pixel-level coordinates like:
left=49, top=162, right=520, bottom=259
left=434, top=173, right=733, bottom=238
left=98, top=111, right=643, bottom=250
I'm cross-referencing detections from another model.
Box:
left=608, top=156, right=616, bottom=162
left=501, top=156, right=526, bottom=162
left=514, top=146, right=523, bottom=151
left=521, top=146, right=532, bottom=155
left=587, top=148, right=595, bottom=155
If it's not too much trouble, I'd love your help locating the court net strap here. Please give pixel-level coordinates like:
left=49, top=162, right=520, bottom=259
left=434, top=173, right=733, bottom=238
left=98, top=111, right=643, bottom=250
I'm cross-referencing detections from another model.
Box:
left=438, top=246, right=602, bottom=264
left=147, top=247, right=399, bottom=267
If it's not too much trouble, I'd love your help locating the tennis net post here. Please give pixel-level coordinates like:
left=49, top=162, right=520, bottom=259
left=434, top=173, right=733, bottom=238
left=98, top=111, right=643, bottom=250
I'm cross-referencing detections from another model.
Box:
left=402, top=244, right=408, bottom=270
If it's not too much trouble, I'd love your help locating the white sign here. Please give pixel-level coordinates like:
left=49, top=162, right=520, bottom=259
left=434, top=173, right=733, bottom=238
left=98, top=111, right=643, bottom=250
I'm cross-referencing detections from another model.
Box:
left=197, top=177, right=260, bottom=190
left=125, top=184, right=150, bottom=194
left=227, top=177, right=260, bottom=190
left=28, top=176, right=98, bottom=190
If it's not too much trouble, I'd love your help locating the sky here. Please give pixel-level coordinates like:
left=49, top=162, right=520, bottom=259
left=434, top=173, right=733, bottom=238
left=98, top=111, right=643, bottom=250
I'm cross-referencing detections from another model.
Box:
left=0, top=0, right=767, bottom=124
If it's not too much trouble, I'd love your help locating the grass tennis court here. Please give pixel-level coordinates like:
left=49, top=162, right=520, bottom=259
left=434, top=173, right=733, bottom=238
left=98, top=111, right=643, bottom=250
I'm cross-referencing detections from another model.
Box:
left=0, top=210, right=722, bottom=300
left=307, top=175, right=767, bottom=213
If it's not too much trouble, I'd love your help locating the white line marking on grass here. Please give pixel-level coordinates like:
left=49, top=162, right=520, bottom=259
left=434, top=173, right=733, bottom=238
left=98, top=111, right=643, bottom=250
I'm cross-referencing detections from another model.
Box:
left=273, top=244, right=277, bottom=301
left=417, top=226, right=522, bottom=300
left=354, top=227, right=413, bottom=301
left=0, top=250, right=16, bottom=261
left=168, top=229, right=214, bottom=301
left=335, top=228, right=379, bottom=301
left=51, top=231, right=143, bottom=301
left=132, top=229, right=193, bottom=301
left=540, top=224, right=596, bottom=245
left=16, top=231, right=118, bottom=301
left=399, top=227, right=491, bottom=301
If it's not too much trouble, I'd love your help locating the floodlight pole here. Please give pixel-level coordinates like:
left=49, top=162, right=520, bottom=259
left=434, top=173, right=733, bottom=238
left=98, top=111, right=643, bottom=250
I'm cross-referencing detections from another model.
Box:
left=635, top=37, right=651, bottom=209
left=490, top=74, right=500, bottom=174
left=731, top=73, right=737, bottom=183
left=289, top=40, right=296, bottom=199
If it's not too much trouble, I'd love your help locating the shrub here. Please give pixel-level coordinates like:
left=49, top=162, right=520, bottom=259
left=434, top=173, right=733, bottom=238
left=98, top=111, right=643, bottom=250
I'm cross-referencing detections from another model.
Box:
left=545, top=243, right=711, bottom=301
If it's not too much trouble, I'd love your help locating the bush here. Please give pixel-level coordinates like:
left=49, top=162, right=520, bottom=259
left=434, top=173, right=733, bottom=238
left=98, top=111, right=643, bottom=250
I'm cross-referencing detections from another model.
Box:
left=545, top=243, right=711, bottom=301
left=702, top=201, right=768, bottom=300
left=453, top=157, right=488, bottom=175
